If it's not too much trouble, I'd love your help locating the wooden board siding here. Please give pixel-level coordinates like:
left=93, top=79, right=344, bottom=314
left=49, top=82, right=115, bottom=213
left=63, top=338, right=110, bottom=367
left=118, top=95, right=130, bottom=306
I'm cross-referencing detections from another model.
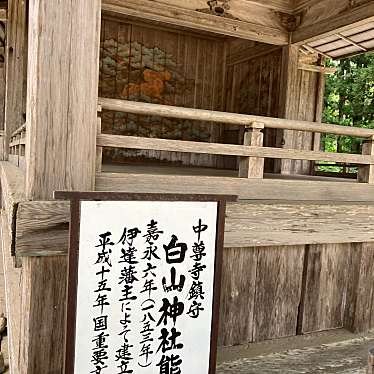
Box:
left=99, top=18, right=227, bottom=168
left=4, top=0, right=27, bottom=158
left=253, top=245, right=305, bottom=342
left=218, top=247, right=258, bottom=346
left=344, top=242, right=374, bottom=333
left=300, top=243, right=351, bottom=333
left=1, top=212, right=24, bottom=373
left=218, top=242, right=374, bottom=347
left=225, top=47, right=282, bottom=171
left=219, top=245, right=305, bottom=345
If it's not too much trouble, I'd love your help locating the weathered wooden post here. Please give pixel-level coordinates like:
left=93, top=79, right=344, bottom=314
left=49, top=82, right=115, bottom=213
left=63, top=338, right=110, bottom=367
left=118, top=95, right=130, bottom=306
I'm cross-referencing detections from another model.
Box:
left=239, top=121, right=264, bottom=178
left=368, top=348, right=374, bottom=374
left=96, top=105, right=102, bottom=172
left=21, top=0, right=101, bottom=372
left=358, top=136, right=374, bottom=183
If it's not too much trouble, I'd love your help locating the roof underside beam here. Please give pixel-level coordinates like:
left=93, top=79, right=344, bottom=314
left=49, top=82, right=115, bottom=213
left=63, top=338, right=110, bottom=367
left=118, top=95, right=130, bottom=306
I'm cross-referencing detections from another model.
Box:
left=102, top=0, right=290, bottom=45
left=292, top=0, right=374, bottom=45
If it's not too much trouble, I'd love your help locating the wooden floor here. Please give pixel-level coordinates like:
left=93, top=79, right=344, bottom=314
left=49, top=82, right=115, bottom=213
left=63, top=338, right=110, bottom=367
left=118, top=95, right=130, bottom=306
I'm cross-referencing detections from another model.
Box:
left=217, top=330, right=374, bottom=373
left=102, top=162, right=354, bottom=183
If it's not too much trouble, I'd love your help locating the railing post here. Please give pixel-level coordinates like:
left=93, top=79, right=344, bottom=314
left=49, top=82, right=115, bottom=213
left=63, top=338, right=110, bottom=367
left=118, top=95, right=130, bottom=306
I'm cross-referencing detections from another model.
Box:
left=96, top=105, right=102, bottom=173
left=368, top=348, right=374, bottom=374
left=238, top=122, right=264, bottom=179
left=358, top=136, right=374, bottom=183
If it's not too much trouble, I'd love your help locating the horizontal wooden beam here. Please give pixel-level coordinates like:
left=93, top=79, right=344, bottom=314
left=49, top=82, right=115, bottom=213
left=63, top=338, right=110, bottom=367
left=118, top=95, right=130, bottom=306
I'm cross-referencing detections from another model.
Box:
left=97, top=134, right=374, bottom=164
left=9, top=165, right=374, bottom=255
left=9, top=139, right=26, bottom=148
left=298, top=63, right=336, bottom=75
left=102, top=0, right=289, bottom=45
left=292, top=1, right=374, bottom=44
left=96, top=172, right=374, bottom=203
left=225, top=202, right=374, bottom=247
left=13, top=197, right=374, bottom=256
left=15, top=200, right=70, bottom=256
left=98, top=98, right=374, bottom=138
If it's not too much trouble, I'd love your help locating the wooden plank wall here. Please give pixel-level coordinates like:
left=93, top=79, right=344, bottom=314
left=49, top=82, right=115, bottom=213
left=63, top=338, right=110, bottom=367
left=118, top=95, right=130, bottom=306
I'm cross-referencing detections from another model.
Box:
left=218, top=242, right=374, bottom=347
left=226, top=46, right=323, bottom=174
left=0, top=20, right=5, bottom=131
left=99, top=18, right=227, bottom=168
left=225, top=47, right=283, bottom=171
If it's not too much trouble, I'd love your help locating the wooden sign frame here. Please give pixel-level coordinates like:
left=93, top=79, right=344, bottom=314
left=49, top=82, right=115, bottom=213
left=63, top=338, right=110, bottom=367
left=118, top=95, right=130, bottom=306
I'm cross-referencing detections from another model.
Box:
left=54, top=191, right=236, bottom=374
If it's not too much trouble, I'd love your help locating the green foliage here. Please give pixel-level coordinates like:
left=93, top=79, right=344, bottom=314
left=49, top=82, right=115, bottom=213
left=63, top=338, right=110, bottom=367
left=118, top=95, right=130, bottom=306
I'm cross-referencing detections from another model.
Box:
left=322, top=53, right=374, bottom=154
left=319, top=53, right=374, bottom=172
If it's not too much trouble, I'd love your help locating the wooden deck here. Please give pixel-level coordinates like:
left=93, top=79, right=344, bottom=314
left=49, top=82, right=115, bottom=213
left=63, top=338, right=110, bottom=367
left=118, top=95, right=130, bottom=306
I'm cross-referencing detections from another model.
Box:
left=96, top=163, right=374, bottom=248
left=102, top=162, right=354, bottom=183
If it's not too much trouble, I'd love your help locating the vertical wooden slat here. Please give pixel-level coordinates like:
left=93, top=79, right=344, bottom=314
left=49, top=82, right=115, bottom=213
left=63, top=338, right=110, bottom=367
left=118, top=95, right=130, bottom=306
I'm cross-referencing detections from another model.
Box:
left=301, top=243, right=351, bottom=333
left=4, top=0, right=27, bottom=159
left=344, top=242, right=374, bottom=332
left=253, top=245, right=305, bottom=342
left=218, top=247, right=258, bottom=346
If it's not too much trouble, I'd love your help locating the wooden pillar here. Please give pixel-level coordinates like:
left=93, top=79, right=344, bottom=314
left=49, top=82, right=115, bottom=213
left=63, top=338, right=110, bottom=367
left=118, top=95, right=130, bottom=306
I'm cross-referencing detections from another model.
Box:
left=238, top=122, right=264, bottom=179
left=368, top=348, right=374, bottom=374
left=311, top=60, right=326, bottom=175
left=357, top=136, right=374, bottom=183
left=276, top=45, right=299, bottom=175
left=21, top=0, right=101, bottom=373
left=4, top=0, right=27, bottom=159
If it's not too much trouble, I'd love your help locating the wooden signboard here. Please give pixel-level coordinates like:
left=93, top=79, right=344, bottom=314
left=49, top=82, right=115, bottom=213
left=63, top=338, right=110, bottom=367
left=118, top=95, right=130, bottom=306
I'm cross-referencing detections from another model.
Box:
left=55, top=192, right=235, bottom=374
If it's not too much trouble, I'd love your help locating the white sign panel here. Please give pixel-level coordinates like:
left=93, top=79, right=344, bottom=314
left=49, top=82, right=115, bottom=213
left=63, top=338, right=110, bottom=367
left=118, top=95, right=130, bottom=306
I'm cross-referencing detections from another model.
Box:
left=73, top=200, right=220, bottom=374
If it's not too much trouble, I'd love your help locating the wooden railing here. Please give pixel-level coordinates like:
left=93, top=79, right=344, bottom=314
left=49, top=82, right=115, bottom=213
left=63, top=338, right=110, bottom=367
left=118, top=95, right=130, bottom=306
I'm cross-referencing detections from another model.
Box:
left=97, top=98, right=374, bottom=183
left=8, top=123, right=26, bottom=170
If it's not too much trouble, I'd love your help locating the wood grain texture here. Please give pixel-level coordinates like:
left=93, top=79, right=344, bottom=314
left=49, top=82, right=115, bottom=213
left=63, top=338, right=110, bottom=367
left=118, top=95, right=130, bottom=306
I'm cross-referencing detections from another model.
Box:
left=26, top=0, right=101, bottom=200
left=278, top=47, right=326, bottom=175
left=21, top=1, right=102, bottom=373
left=99, top=97, right=374, bottom=138
left=344, top=242, right=374, bottom=332
left=238, top=125, right=265, bottom=178
left=253, top=245, right=305, bottom=341
left=16, top=199, right=374, bottom=256
left=358, top=138, right=374, bottom=183
left=99, top=18, right=227, bottom=168
left=0, top=161, right=25, bottom=255
left=21, top=256, right=68, bottom=373
left=4, top=0, right=27, bottom=158
left=97, top=133, right=374, bottom=164
left=293, top=0, right=374, bottom=43
left=218, top=247, right=258, bottom=346
left=301, top=243, right=351, bottom=333
left=96, top=172, right=374, bottom=202
left=225, top=47, right=282, bottom=172
left=0, top=211, right=24, bottom=374
left=102, top=0, right=289, bottom=45
left=15, top=201, right=70, bottom=256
